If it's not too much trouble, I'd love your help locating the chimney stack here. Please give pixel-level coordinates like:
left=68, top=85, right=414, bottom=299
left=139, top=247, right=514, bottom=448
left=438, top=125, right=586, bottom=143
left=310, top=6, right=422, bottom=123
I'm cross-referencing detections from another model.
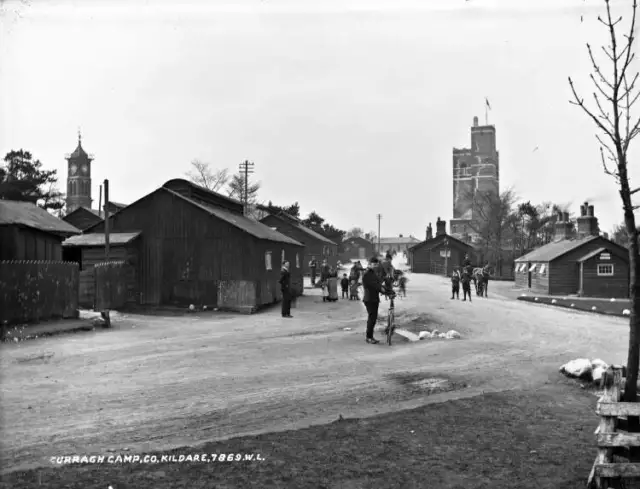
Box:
left=426, top=223, right=433, bottom=241
left=554, top=211, right=572, bottom=241
left=473, top=116, right=479, bottom=127
left=436, top=217, right=446, bottom=237
left=576, top=201, right=600, bottom=238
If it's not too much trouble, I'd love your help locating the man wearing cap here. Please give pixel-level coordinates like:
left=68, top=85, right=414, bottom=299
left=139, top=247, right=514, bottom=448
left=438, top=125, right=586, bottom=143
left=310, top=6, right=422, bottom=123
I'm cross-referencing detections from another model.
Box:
left=279, top=260, right=293, bottom=318
left=362, top=256, right=386, bottom=344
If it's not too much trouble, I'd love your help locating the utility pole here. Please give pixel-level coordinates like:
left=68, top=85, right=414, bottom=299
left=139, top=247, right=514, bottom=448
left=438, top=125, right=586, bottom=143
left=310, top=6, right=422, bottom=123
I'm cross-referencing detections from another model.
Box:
left=376, top=213, right=382, bottom=255
left=103, top=179, right=110, bottom=261
left=238, top=160, right=255, bottom=216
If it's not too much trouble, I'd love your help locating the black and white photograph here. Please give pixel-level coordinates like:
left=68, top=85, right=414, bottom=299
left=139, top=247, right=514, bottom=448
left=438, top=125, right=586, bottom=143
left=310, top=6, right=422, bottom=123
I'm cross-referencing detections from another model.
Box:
left=3, top=0, right=640, bottom=487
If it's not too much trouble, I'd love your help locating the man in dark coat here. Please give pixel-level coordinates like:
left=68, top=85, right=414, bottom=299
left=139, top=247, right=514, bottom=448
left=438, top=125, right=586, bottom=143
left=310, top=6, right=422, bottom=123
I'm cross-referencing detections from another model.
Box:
left=309, top=256, right=318, bottom=286
left=279, top=261, right=293, bottom=318
left=462, top=253, right=472, bottom=270
left=320, top=259, right=331, bottom=284
left=362, top=257, right=385, bottom=344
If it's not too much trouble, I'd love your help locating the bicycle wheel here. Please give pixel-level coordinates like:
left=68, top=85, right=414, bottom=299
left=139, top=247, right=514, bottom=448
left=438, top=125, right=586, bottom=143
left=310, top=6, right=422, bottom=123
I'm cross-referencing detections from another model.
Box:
left=387, top=310, right=394, bottom=345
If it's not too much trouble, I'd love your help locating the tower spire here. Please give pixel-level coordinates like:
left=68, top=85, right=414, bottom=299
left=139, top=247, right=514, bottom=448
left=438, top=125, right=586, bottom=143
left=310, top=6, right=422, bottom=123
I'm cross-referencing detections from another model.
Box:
left=78, top=127, right=82, bottom=146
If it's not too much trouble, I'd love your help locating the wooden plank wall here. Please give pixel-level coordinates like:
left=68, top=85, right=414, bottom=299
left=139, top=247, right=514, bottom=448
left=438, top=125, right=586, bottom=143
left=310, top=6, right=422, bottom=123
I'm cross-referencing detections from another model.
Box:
left=0, top=260, right=79, bottom=325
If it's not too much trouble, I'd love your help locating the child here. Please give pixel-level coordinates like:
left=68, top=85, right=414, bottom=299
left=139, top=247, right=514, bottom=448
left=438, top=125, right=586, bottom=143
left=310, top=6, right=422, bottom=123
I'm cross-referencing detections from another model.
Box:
left=349, top=279, right=360, bottom=300
left=461, top=268, right=472, bottom=302
left=340, top=273, right=349, bottom=299
left=451, top=268, right=460, bottom=300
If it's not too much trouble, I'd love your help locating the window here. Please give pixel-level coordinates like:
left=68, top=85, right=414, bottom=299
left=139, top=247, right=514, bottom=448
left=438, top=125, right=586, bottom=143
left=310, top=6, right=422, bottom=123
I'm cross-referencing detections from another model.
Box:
left=528, top=264, right=537, bottom=273
left=517, top=263, right=526, bottom=273
left=296, top=253, right=300, bottom=268
left=597, top=264, right=614, bottom=276
left=265, top=251, right=272, bottom=270
left=539, top=264, right=546, bottom=275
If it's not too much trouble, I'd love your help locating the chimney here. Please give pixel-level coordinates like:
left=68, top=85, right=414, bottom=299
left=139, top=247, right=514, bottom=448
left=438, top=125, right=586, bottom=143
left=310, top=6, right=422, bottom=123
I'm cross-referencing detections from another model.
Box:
left=473, top=116, right=479, bottom=127
left=554, top=211, right=572, bottom=241
left=426, top=223, right=433, bottom=240
left=576, top=201, right=600, bottom=238
left=436, top=217, right=446, bottom=237
left=399, top=234, right=403, bottom=238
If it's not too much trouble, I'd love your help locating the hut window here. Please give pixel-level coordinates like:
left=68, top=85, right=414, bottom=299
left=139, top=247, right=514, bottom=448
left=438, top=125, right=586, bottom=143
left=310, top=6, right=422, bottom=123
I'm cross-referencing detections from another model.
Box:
left=539, top=264, right=546, bottom=275
left=296, top=253, right=300, bottom=268
left=528, top=264, right=537, bottom=273
left=597, top=264, right=614, bottom=276
left=265, top=251, right=272, bottom=270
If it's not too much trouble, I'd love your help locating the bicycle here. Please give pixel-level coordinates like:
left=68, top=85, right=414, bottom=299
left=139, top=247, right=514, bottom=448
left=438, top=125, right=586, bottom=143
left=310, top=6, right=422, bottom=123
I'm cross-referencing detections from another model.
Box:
left=385, top=291, right=396, bottom=345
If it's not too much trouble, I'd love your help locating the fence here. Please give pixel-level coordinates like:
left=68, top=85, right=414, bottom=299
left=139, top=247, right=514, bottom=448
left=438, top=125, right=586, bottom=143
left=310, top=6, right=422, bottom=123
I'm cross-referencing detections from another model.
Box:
left=0, top=260, right=79, bottom=325
left=94, top=261, right=130, bottom=311
left=588, top=365, right=640, bottom=488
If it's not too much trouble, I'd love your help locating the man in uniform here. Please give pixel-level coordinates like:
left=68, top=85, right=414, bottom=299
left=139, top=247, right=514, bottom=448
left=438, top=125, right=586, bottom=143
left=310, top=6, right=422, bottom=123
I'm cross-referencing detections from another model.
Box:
left=362, top=257, right=386, bottom=344
left=279, top=260, right=293, bottom=318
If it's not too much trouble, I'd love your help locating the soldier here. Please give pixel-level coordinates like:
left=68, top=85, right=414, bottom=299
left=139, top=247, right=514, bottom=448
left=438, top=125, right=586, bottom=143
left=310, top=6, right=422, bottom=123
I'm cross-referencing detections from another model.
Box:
left=279, top=261, right=293, bottom=318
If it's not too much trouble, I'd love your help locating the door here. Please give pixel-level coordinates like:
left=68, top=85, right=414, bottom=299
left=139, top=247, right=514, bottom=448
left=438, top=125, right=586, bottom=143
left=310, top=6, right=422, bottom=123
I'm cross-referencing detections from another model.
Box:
left=527, top=263, right=532, bottom=288
left=140, top=239, right=162, bottom=305
left=579, top=262, right=584, bottom=297
left=358, top=247, right=366, bottom=259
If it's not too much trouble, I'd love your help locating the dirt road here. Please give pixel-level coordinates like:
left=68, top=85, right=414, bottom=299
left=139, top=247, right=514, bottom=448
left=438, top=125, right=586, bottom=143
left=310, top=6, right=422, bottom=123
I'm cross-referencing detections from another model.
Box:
left=0, top=273, right=629, bottom=473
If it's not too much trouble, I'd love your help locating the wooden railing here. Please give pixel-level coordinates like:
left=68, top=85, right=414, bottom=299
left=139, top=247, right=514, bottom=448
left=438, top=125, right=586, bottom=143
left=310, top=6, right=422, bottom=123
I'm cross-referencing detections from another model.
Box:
left=588, top=365, right=640, bottom=488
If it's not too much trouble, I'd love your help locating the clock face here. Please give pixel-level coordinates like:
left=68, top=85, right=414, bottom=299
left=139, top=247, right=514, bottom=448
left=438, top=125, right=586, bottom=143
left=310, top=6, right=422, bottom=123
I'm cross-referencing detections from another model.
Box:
left=81, top=164, right=88, bottom=175
left=70, top=164, right=78, bottom=175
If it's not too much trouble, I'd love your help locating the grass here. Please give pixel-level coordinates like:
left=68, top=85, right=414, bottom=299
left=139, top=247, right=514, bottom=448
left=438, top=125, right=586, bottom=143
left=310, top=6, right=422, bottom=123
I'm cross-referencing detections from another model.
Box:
left=517, top=295, right=630, bottom=317
left=0, top=376, right=600, bottom=489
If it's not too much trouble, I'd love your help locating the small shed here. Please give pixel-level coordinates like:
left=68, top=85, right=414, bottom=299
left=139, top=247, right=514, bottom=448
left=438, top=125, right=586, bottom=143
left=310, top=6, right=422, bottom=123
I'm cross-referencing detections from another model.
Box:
left=259, top=210, right=338, bottom=275
left=378, top=235, right=421, bottom=255
left=408, top=233, right=475, bottom=276
left=63, top=206, right=103, bottom=231
left=338, top=236, right=374, bottom=263
left=514, top=203, right=629, bottom=298
left=0, top=200, right=81, bottom=260
left=62, top=232, right=141, bottom=308
left=83, top=179, right=305, bottom=313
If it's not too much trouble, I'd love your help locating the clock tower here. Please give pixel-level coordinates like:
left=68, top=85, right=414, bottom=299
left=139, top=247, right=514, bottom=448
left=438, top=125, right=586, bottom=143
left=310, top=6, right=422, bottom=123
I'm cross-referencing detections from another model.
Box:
left=65, top=131, right=94, bottom=214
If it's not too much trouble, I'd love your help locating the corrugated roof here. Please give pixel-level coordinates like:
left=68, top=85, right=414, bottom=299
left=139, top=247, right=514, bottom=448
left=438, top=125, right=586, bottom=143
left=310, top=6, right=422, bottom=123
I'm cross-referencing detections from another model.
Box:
left=0, top=200, right=81, bottom=235
left=514, top=235, right=600, bottom=263
left=261, top=213, right=336, bottom=245
left=164, top=189, right=303, bottom=246
left=64, top=206, right=101, bottom=218
left=63, top=232, right=141, bottom=247
left=408, top=233, right=473, bottom=252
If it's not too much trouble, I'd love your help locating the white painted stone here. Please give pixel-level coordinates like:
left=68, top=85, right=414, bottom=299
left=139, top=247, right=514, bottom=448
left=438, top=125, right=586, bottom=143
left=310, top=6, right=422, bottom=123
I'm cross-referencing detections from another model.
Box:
left=438, top=333, right=447, bottom=338
left=395, top=329, right=420, bottom=342
left=551, top=299, right=557, bottom=304
left=623, top=309, right=631, bottom=316
left=418, top=331, right=432, bottom=340
left=534, top=297, right=539, bottom=301
left=521, top=293, right=527, bottom=297
left=592, top=306, right=597, bottom=311
left=445, top=330, right=461, bottom=339
left=571, top=304, right=575, bottom=307
left=189, top=304, right=195, bottom=311
left=611, top=298, right=616, bottom=302
left=592, top=366, right=607, bottom=384
left=560, top=358, right=593, bottom=379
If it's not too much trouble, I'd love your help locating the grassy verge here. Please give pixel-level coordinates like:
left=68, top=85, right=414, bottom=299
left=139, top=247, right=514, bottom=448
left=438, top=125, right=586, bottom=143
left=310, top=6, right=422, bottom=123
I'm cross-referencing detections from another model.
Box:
left=0, top=377, right=599, bottom=489
left=517, top=295, right=629, bottom=317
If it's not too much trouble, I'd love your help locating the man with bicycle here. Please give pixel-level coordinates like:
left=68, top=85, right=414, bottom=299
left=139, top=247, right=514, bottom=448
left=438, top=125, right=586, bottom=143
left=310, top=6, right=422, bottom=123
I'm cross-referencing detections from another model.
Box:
left=362, top=257, right=395, bottom=345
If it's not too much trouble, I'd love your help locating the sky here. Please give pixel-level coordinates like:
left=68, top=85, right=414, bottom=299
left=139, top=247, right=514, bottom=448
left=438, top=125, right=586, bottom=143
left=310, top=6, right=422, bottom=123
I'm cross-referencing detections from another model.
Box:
left=1, top=0, right=639, bottom=238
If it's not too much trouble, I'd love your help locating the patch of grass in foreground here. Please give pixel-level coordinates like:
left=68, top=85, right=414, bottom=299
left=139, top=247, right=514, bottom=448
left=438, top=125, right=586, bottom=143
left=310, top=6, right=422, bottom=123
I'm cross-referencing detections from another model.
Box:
left=518, top=295, right=629, bottom=317
left=0, top=378, right=599, bottom=489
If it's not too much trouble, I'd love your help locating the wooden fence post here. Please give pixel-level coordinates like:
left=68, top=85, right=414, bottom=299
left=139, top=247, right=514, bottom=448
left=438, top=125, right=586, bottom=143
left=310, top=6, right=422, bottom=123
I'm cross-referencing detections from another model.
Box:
left=589, top=366, right=623, bottom=489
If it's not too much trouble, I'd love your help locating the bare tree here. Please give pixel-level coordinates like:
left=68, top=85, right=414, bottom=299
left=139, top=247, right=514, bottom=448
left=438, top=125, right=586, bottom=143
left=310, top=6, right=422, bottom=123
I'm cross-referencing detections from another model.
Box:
left=185, top=159, right=230, bottom=192
left=569, top=0, right=640, bottom=429
left=346, top=227, right=364, bottom=238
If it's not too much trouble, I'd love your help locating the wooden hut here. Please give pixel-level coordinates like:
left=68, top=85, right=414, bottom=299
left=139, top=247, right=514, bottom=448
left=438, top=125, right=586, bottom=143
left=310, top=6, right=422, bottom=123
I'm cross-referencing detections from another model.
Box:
left=514, top=202, right=629, bottom=298
left=0, top=200, right=81, bottom=260
left=62, top=232, right=141, bottom=308
left=259, top=210, right=337, bottom=275
left=338, top=236, right=375, bottom=263
left=83, top=179, right=304, bottom=313
left=63, top=206, right=103, bottom=231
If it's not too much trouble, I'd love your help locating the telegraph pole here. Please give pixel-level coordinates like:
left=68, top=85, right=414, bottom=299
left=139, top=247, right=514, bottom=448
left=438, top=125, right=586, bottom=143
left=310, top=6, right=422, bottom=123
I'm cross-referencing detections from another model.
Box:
left=376, top=213, right=382, bottom=255
left=238, top=160, right=255, bottom=215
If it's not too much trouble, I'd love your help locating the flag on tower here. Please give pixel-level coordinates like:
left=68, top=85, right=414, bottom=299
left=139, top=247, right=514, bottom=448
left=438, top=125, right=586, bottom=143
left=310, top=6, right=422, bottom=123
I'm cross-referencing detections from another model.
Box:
left=485, top=97, right=491, bottom=110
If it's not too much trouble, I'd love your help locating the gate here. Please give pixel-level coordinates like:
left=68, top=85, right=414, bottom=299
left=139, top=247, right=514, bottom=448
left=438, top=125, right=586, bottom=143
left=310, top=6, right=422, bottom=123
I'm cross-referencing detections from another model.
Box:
left=94, top=261, right=130, bottom=311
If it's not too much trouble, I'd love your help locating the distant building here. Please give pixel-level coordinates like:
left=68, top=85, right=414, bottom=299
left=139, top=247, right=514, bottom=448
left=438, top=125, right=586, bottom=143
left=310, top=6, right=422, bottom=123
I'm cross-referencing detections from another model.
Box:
left=514, top=202, right=629, bottom=298
left=450, top=116, right=500, bottom=242
left=408, top=217, right=475, bottom=275
left=338, top=236, right=375, bottom=262
left=377, top=235, right=420, bottom=255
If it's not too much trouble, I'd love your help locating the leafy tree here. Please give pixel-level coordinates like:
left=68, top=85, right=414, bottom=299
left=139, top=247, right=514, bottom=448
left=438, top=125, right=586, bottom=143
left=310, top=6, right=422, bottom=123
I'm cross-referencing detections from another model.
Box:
left=185, top=159, right=229, bottom=192
left=301, top=211, right=345, bottom=244
left=264, top=200, right=300, bottom=218
left=612, top=222, right=640, bottom=247
left=346, top=227, right=364, bottom=238
left=0, top=150, right=65, bottom=212
left=569, top=0, right=640, bottom=438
